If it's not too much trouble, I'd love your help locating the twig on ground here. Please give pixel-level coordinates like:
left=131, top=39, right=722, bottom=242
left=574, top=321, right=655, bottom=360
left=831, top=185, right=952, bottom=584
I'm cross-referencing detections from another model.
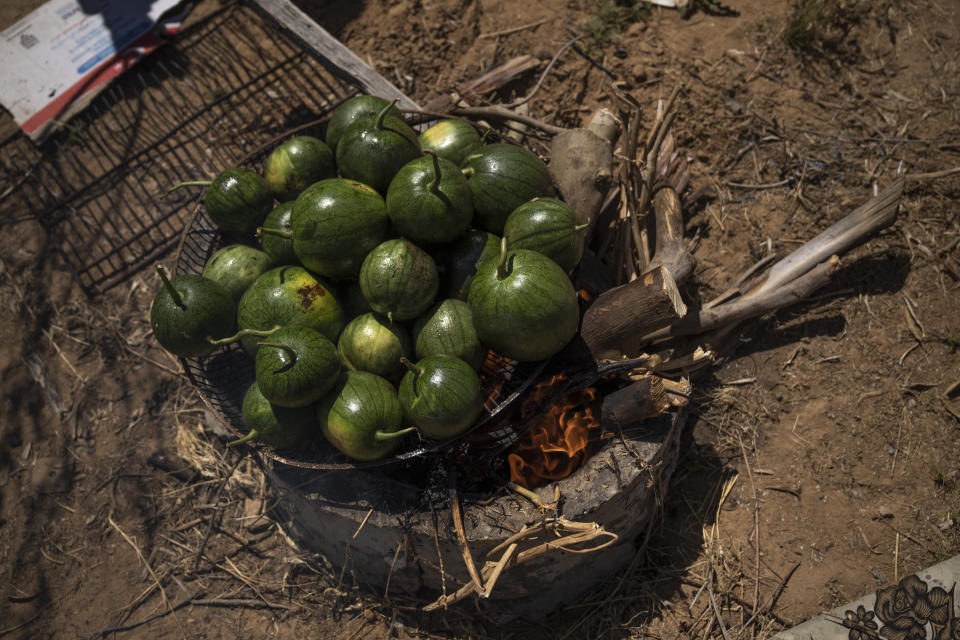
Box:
left=681, top=577, right=791, bottom=627
left=570, top=42, right=618, bottom=79
left=109, top=516, right=186, bottom=638
left=92, top=590, right=203, bottom=638
left=444, top=105, right=566, bottom=135
left=192, top=454, right=243, bottom=571
left=504, top=35, right=584, bottom=109
left=904, top=166, right=960, bottom=181
left=449, top=481, right=484, bottom=597
left=708, top=578, right=733, bottom=640
left=736, top=431, right=761, bottom=640
left=745, top=561, right=800, bottom=633
left=479, top=18, right=550, bottom=39
left=725, top=178, right=792, bottom=190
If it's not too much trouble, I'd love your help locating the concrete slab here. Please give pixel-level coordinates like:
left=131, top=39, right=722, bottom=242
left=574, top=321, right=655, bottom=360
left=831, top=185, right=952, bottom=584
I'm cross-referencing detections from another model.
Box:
left=774, top=555, right=960, bottom=640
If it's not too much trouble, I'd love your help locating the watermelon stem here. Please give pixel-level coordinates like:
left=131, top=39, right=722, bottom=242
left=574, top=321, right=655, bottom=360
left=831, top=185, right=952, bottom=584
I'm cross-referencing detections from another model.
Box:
left=256, top=341, right=297, bottom=368
left=258, top=226, right=293, bottom=240
left=423, top=149, right=442, bottom=193
left=400, top=357, right=423, bottom=376
left=226, top=429, right=259, bottom=447
left=496, top=235, right=510, bottom=280
left=207, top=324, right=281, bottom=346
left=167, top=180, right=212, bottom=194
left=155, top=265, right=185, bottom=309
left=374, top=426, right=417, bottom=441
left=375, top=99, right=400, bottom=130
left=574, top=222, right=590, bottom=232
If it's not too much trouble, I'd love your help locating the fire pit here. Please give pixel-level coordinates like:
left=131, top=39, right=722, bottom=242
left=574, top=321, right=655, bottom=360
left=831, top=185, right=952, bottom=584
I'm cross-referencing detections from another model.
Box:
left=169, top=1, right=905, bottom=618
left=209, top=386, right=684, bottom=617
left=178, top=197, right=691, bottom=612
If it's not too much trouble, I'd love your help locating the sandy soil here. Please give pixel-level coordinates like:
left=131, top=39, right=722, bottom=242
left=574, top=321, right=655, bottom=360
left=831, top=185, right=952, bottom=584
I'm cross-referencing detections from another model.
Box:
left=0, top=0, right=958, bottom=638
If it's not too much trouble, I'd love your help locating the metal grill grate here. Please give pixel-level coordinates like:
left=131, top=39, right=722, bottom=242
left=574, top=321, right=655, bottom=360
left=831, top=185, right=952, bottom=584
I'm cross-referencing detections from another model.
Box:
left=0, top=3, right=360, bottom=293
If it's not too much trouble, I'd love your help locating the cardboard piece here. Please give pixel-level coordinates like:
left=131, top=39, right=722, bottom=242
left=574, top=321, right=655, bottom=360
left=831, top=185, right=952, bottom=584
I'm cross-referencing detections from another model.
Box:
left=0, top=0, right=190, bottom=141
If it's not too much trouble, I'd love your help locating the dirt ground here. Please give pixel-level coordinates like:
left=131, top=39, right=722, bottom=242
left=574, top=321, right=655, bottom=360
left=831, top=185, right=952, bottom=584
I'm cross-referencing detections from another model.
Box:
left=1, top=0, right=959, bottom=638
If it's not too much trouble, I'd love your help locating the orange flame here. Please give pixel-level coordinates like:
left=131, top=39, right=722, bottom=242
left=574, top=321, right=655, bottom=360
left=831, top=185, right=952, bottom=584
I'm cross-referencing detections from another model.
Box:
left=508, top=375, right=601, bottom=489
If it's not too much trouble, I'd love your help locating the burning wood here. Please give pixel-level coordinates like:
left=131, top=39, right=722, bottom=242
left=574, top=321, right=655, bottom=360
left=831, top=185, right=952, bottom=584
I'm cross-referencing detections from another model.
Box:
left=508, top=375, right=601, bottom=488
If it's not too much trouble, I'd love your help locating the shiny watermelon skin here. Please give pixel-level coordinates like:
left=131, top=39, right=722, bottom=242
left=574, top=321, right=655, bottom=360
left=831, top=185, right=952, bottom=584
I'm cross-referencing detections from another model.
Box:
left=204, top=168, right=275, bottom=236
left=336, top=112, right=421, bottom=195
left=325, top=95, right=400, bottom=152
left=255, top=326, right=341, bottom=408
left=264, top=136, right=336, bottom=201
left=398, top=355, right=483, bottom=440
left=259, top=201, right=298, bottom=265
left=337, top=312, right=412, bottom=381
left=412, top=299, right=485, bottom=371
left=150, top=274, right=235, bottom=359
left=240, top=381, right=318, bottom=450
left=467, top=247, right=579, bottom=362
left=236, top=265, right=344, bottom=356
left=503, top=197, right=584, bottom=272
left=385, top=154, right=473, bottom=245
left=462, top=144, right=554, bottom=235
left=359, top=239, right=439, bottom=322
left=317, top=371, right=406, bottom=461
left=418, top=119, right=483, bottom=168
left=290, top=178, right=390, bottom=279
left=201, top=244, right=275, bottom=303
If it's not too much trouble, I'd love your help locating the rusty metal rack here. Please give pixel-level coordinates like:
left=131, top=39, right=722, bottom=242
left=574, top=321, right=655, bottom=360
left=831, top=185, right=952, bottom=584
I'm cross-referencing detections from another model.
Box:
left=0, top=1, right=408, bottom=294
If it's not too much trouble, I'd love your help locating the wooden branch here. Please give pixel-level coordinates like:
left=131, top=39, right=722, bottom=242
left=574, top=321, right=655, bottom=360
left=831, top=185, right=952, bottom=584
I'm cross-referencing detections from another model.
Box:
left=645, top=186, right=695, bottom=285
left=640, top=257, right=840, bottom=343
left=600, top=376, right=672, bottom=429
left=745, top=177, right=904, bottom=298
left=580, top=266, right=688, bottom=360
left=249, top=0, right=419, bottom=110
left=447, top=105, right=566, bottom=135
left=629, top=177, right=904, bottom=346
left=549, top=109, right=618, bottom=242
left=421, top=55, right=541, bottom=112
left=658, top=130, right=692, bottom=196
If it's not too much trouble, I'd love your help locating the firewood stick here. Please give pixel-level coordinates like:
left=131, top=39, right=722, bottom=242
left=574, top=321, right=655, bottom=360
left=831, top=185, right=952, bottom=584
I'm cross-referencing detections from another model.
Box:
left=421, top=55, right=541, bottom=112
left=744, top=177, right=904, bottom=298
left=580, top=266, right=688, bottom=360
left=645, top=185, right=695, bottom=285
left=600, top=377, right=672, bottom=428
left=640, top=257, right=840, bottom=342
left=446, top=104, right=566, bottom=135
left=636, top=177, right=903, bottom=344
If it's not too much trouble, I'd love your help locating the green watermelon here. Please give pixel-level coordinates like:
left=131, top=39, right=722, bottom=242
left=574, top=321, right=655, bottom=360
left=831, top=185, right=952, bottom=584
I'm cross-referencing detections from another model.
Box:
left=461, top=143, right=554, bottom=234
left=467, top=239, right=579, bottom=362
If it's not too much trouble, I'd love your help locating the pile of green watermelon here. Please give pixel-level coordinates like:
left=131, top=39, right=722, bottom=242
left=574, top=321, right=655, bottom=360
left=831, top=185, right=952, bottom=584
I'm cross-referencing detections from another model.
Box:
left=150, top=95, right=585, bottom=461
